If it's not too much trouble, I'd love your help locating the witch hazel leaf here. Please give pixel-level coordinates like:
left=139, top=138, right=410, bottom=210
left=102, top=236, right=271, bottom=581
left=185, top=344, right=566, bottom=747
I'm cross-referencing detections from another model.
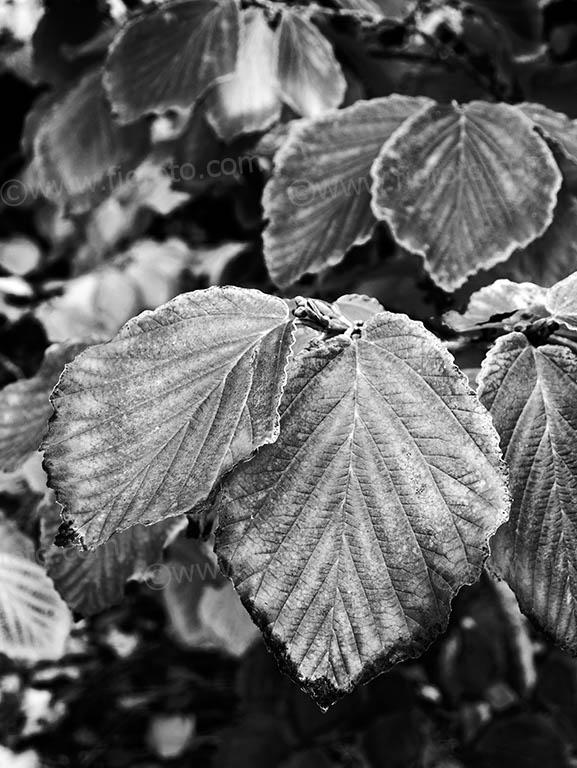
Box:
left=43, top=287, right=295, bottom=549
left=0, top=342, right=86, bottom=473
left=205, top=8, right=281, bottom=142
left=517, top=103, right=577, bottom=165
left=215, top=311, right=509, bottom=708
left=275, top=11, right=346, bottom=119
left=104, top=0, right=239, bottom=123
left=545, top=272, right=577, bottom=330
left=478, top=333, right=577, bottom=652
left=40, top=493, right=183, bottom=616
left=33, top=69, right=150, bottom=212
left=264, top=95, right=431, bottom=288
left=371, top=101, right=562, bottom=292
left=500, top=187, right=577, bottom=287
left=0, top=553, right=71, bottom=662
left=444, top=280, right=548, bottom=333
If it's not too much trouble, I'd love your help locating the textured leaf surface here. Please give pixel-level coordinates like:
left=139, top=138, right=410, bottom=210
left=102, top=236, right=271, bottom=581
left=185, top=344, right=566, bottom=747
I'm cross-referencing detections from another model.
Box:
left=479, top=334, right=577, bottom=651
left=0, top=552, right=70, bottom=661
left=40, top=493, right=182, bottom=616
left=44, top=288, right=294, bottom=549
left=444, top=280, right=547, bottom=333
left=0, top=343, right=85, bottom=472
left=264, top=96, right=431, bottom=287
left=371, top=101, right=562, bottom=291
left=206, top=8, right=280, bottom=141
left=275, top=12, right=346, bottom=118
left=216, top=311, right=509, bottom=707
left=546, top=272, right=577, bottom=330
left=34, top=70, right=150, bottom=211
left=518, top=103, right=577, bottom=165
left=104, top=0, right=239, bottom=123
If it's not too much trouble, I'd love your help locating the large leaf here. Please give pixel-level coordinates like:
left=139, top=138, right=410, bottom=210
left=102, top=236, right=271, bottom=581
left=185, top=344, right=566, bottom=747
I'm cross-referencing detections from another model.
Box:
left=546, top=272, right=577, bottom=330
left=43, top=288, right=294, bottom=549
left=215, top=310, right=509, bottom=707
left=33, top=69, right=150, bottom=212
left=275, top=11, right=346, bottom=119
left=40, top=493, right=182, bottom=616
left=371, top=101, right=562, bottom=292
left=0, top=343, right=85, bottom=472
left=104, top=0, right=239, bottom=123
left=264, top=95, right=431, bottom=287
left=205, top=8, right=280, bottom=141
left=478, top=333, right=577, bottom=652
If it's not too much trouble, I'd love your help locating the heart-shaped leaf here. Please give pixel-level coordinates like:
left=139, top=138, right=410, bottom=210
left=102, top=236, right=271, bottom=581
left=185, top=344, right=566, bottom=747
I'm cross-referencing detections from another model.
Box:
left=371, top=101, right=562, bottom=291
left=44, top=287, right=294, bottom=549
left=479, top=333, right=577, bottom=652
left=216, top=310, right=509, bottom=708
left=264, top=95, right=431, bottom=287
left=104, top=0, right=239, bottom=123
left=0, top=343, right=85, bottom=472
left=275, top=11, right=346, bottom=118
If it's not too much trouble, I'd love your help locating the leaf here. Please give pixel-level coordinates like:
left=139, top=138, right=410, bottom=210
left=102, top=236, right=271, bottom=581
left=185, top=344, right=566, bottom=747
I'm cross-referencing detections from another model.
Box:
left=545, top=272, right=577, bottom=330
left=444, top=280, right=548, bottom=333
left=104, top=0, right=239, bottom=123
left=517, top=103, right=577, bottom=166
left=215, top=310, right=509, bottom=708
left=275, top=11, right=346, bottom=118
left=500, top=188, right=577, bottom=287
left=0, top=552, right=70, bottom=661
left=0, top=343, right=85, bottom=473
left=478, top=333, right=577, bottom=652
left=264, top=95, right=431, bottom=287
left=39, top=493, right=181, bottom=616
left=33, top=69, right=150, bottom=212
left=467, top=0, right=542, bottom=53
left=371, top=102, right=562, bottom=292
left=43, top=287, right=295, bottom=549
left=205, top=8, right=281, bottom=142
left=335, top=0, right=414, bottom=18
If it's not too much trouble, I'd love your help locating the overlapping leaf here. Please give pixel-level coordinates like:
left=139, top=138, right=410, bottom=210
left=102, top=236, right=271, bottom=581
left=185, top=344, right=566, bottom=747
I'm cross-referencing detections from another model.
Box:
left=34, top=69, right=150, bottom=211
left=275, top=11, right=346, bottom=119
left=216, top=310, right=509, bottom=708
left=43, top=288, right=294, bottom=549
left=264, top=95, right=431, bottom=287
left=444, top=280, right=548, bottom=333
left=206, top=8, right=280, bottom=141
left=517, top=103, right=577, bottom=166
left=546, top=272, right=577, bottom=330
left=371, top=101, right=562, bottom=291
left=0, top=342, right=85, bottom=472
left=40, top=493, right=182, bottom=616
left=479, top=334, right=577, bottom=651
left=104, top=0, right=239, bottom=123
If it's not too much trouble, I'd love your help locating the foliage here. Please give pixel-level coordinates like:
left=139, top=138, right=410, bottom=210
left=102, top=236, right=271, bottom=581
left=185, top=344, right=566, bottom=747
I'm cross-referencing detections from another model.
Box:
left=3, top=2, right=577, bottom=761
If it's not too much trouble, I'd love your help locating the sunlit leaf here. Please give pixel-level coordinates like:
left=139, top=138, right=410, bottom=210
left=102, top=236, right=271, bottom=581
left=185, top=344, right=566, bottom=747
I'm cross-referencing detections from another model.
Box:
left=264, top=95, right=431, bottom=287
left=371, top=101, right=562, bottom=291
left=205, top=8, right=280, bottom=141
left=517, top=103, right=577, bottom=166
left=104, top=0, right=239, bottom=123
left=444, top=280, right=548, bottom=333
left=479, top=333, right=577, bottom=654
left=40, top=493, right=182, bottom=616
left=33, top=69, right=150, bottom=212
left=0, top=547, right=70, bottom=661
left=275, top=11, right=346, bottom=118
left=44, top=288, right=294, bottom=548
left=546, top=272, right=577, bottom=331
left=0, top=343, right=85, bottom=472
left=216, top=310, right=509, bottom=708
